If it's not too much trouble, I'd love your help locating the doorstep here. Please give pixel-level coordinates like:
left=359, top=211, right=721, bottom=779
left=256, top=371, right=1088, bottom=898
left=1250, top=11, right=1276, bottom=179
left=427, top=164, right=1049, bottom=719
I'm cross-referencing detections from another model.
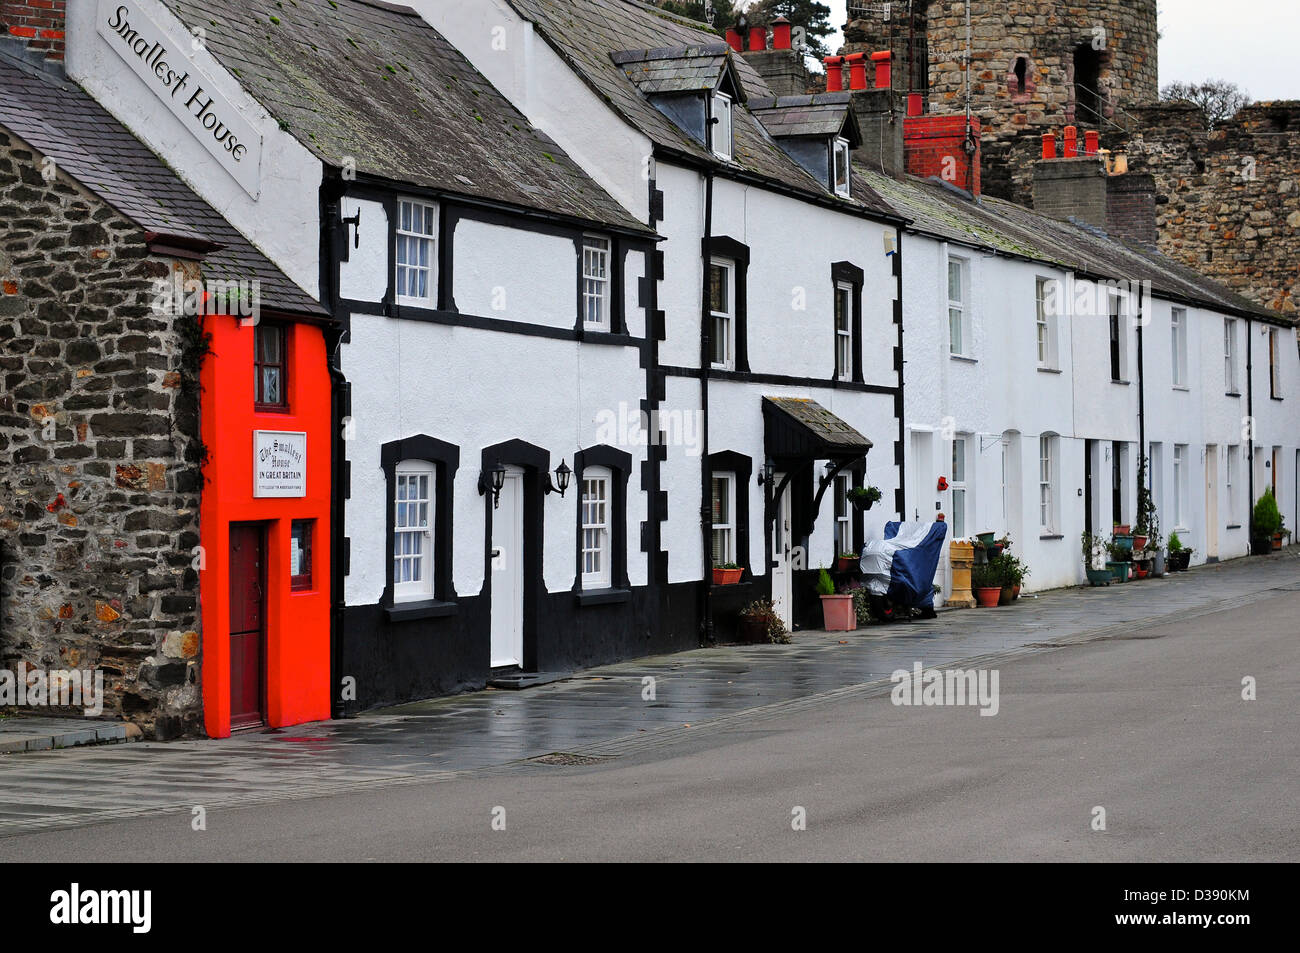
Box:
left=487, top=671, right=572, bottom=690
left=0, top=716, right=141, bottom=754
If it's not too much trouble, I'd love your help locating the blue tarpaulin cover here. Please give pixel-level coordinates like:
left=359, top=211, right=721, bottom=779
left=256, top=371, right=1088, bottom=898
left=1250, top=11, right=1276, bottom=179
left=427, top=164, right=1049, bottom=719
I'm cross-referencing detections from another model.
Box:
left=859, top=521, right=948, bottom=610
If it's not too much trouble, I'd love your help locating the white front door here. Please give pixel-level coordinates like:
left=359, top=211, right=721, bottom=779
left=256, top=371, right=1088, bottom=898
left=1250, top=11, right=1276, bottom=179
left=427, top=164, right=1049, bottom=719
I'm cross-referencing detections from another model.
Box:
left=490, top=469, right=524, bottom=668
left=1205, top=446, right=1219, bottom=560
left=770, top=477, right=793, bottom=632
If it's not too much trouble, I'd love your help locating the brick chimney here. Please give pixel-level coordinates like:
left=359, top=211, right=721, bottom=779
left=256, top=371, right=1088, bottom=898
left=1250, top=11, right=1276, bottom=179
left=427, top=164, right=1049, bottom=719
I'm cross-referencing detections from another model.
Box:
left=1, top=0, right=65, bottom=68
left=904, top=113, right=982, bottom=197
left=1034, top=130, right=1158, bottom=245
left=741, top=17, right=813, bottom=97
left=838, top=51, right=912, bottom=179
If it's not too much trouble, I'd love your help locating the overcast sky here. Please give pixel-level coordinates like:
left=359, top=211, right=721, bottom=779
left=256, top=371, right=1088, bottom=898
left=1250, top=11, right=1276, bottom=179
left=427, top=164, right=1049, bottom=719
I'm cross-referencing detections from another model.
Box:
left=821, top=0, right=1300, bottom=101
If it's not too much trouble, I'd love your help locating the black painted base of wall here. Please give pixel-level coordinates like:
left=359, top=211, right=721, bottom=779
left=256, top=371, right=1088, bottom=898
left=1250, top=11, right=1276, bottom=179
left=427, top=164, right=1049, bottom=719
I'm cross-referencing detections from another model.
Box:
left=342, top=581, right=704, bottom=711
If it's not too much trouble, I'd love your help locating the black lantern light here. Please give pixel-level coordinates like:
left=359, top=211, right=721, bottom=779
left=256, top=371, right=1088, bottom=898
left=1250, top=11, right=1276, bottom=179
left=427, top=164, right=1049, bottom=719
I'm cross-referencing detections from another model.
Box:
left=549, top=459, right=573, bottom=498
left=479, top=464, right=508, bottom=508
left=757, top=460, right=776, bottom=487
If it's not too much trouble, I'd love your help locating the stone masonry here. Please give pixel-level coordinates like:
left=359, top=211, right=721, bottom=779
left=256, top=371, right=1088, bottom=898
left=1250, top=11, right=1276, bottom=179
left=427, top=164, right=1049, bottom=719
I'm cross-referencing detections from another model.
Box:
left=0, top=127, right=204, bottom=739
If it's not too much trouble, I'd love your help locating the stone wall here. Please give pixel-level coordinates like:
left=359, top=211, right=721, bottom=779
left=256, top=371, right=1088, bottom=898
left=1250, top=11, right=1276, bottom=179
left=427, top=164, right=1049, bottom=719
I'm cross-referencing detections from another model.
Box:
left=0, top=127, right=204, bottom=738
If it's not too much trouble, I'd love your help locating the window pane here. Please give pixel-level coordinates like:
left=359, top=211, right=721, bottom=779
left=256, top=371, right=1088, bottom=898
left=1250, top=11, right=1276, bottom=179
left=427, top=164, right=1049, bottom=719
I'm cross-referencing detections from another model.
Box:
left=948, top=261, right=962, bottom=302
left=710, top=264, right=728, bottom=314
left=949, top=308, right=963, bottom=354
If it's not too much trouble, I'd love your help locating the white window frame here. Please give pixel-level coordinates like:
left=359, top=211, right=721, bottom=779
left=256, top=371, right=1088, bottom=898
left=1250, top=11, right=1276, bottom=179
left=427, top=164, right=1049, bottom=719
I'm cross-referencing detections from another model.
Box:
left=833, top=137, right=851, bottom=197
left=710, top=257, right=736, bottom=371
left=835, top=281, right=854, bottom=381
left=712, top=91, right=733, bottom=161
left=1226, top=445, right=1239, bottom=524
left=1035, top=277, right=1059, bottom=369
left=1172, top=444, right=1188, bottom=530
left=1039, top=434, right=1057, bottom=534
left=393, top=460, right=435, bottom=603
left=951, top=436, right=969, bottom=540
left=582, top=235, right=611, bottom=330
left=395, top=199, right=438, bottom=306
left=1000, top=438, right=1009, bottom=525
left=1171, top=307, right=1188, bottom=388
left=1269, top=327, right=1281, bottom=398
left=948, top=255, right=970, bottom=358
left=711, top=472, right=737, bottom=566
left=834, top=473, right=852, bottom=555
left=1224, top=318, right=1239, bottom=394
left=580, top=467, right=612, bottom=588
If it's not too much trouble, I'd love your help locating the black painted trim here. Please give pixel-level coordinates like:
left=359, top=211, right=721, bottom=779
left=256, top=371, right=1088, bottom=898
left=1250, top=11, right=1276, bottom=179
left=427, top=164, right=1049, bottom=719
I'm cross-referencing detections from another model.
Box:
left=832, top=260, right=866, bottom=384
left=380, top=434, right=461, bottom=613
left=379, top=302, right=641, bottom=347
left=572, top=444, right=633, bottom=595
left=573, top=234, right=628, bottom=337
left=384, top=599, right=459, bottom=622
left=705, top=235, right=751, bottom=373
left=660, top=364, right=897, bottom=395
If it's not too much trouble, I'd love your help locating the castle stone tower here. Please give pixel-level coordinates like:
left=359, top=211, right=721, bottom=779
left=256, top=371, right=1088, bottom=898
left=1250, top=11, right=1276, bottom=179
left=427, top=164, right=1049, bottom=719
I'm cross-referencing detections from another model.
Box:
left=845, top=0, right=1159, bottom=201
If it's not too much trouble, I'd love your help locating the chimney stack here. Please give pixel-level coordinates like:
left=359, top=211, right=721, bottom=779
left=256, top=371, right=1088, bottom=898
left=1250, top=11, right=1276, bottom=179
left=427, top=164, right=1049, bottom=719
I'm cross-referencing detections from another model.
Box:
left=1033, top=130, right=1159, bottom=246
left=846, top=52, right=868, bottom=91
left=903, top=113, right=982, bottom=196
left=1, top=0, right=66, bottom=69
left=740, top=19, right=811, bottom=96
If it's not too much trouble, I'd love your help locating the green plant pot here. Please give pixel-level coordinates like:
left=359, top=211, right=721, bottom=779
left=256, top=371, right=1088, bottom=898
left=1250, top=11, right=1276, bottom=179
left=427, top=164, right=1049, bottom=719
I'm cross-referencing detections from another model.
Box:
left=1107, top=561, right=1128, bottom=583
left=1086, top=569, right=1113, bottom=586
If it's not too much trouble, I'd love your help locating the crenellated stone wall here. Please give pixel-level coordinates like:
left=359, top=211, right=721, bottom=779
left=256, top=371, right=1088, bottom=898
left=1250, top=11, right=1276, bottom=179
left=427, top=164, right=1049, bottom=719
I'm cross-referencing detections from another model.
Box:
left=0, top=127, right=204, bottom=739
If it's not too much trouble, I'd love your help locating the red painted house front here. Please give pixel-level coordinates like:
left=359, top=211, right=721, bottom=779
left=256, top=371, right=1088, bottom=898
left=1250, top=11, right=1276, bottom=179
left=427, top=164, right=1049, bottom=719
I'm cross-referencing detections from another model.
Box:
left=199, top=312, right=332, bottom=737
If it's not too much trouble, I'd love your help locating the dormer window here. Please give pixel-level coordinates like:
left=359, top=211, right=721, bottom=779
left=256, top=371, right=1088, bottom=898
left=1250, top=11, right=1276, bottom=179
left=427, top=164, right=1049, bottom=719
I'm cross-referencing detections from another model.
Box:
left=712, top=92, right=733, bottom=160
left=834, top=137, right=851, bottom=196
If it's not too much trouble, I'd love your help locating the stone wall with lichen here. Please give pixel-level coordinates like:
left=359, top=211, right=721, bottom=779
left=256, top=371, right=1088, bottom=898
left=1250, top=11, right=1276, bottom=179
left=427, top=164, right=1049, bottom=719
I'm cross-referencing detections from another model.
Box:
left=0, top=126, right=204, bottom=739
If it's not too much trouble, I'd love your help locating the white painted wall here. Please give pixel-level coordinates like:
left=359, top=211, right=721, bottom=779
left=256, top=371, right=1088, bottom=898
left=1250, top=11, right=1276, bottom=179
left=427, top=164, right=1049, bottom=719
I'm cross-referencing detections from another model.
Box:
left=454, top=221, right=576, bottom=328
left=407, top=0, right=652, bottom=222
left=66, top=0, right=323, bottom=298
left=338, top=197, right=388, bottom=303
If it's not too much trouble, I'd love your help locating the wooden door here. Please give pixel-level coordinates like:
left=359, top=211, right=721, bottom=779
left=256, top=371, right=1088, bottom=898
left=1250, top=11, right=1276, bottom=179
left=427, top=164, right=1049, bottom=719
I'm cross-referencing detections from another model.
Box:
left=490, top=470, right=524, bottom=669
left=229, top=524, right=266, bottom=730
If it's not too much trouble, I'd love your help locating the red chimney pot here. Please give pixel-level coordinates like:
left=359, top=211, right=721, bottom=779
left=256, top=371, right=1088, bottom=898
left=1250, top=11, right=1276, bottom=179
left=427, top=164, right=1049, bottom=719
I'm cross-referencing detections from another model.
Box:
left=824, top=56, right=844, bottom=93
left=871, top=51, right=892, bottom=89
left=1063, top=125, right=1078, bottom=158
left=1042, top=133, right=1057, bottom=160
left=846, top=52, right=868, bottom=91
left=907, top=93, right=924, bottom=117
left=725, top=28, right=743, bottom=53
left=748, top=27, right=767, bottom=52
left=771, top=16, right=792, bottom=51
left=1084, top=130, right=1100, bottom=156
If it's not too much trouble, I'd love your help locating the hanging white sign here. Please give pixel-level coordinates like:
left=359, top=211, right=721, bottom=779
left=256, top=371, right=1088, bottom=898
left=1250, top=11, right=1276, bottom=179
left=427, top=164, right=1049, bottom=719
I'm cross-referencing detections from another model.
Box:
left=253, top=431, right=307, bottom=498
left=97, top=0, right=263, bottom=198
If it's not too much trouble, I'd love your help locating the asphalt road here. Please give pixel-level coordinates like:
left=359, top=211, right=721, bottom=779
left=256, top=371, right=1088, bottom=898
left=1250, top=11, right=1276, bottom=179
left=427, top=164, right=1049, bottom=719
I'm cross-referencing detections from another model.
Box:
left=5, top=590, right=1297, bottom=862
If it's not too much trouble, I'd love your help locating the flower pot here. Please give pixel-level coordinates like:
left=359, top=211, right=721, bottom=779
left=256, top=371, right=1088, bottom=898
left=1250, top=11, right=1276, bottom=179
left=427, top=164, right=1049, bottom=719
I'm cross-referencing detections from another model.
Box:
left=1012, top=585, right=1021, bottom=600
left=1135, top=567, right=1149, bottom=580
left=1106, top=561, right=1128, bottom=583
left=988, top=543, right=1006, bottom=559
left=836, top=556, right=858, bottom=573
left=1113, top=525, right=1131, bottom=536
left=974, top=586, right=1001, bottom=607
left=1153, top=552, right=1166, bottom=577
left=976, top=532, right=997, bottom=547
left=819, top=594, right=856, bottom=632
left=948, top=542, right=977, bottom=609
left=1251, top=535, right=1273, bottom=556
left=1086, top=569, right=1113, bottom=586
left=1168, top=551, right=1191, bottom=572
left=1112, top=534, right=1134, bottom=553
left=738, top=617, right=769, bottom=644
left=998, top=586, right=1013, bottom=606
left=1272, top=533, right=1283, bottom=551
left=1132, top=535, right=1148, bottom=551
left=712, top=568, right=743, bottom=585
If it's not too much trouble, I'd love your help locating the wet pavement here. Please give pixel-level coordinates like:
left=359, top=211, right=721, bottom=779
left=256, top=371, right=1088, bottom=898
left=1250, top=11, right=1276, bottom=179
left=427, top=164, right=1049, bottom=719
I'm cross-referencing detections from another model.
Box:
left=1, top=550, right=1297, bottom=839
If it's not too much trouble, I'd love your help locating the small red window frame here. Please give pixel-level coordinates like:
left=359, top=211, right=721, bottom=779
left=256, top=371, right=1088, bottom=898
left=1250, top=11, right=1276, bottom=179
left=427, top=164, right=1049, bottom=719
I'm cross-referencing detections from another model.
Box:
left=255, top=322, right=289, bottom=412
left=290, top=520, right=313, bottom=592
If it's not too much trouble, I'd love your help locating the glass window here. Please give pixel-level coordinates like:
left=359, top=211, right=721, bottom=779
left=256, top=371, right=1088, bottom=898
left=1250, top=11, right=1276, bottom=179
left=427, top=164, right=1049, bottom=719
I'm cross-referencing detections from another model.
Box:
left=394, top=461, right=434, bottom=601
left=1172, top=308, right=1187, bottom=387
left=1172, top=444, right=1187, bottom=529
left=582, top=236, right=610, bottom=329
left=711, top=473, right=736, bottom=566
left=291, top=520, right=314, bottom=592
left=833, top=137, right=851, bottom=196
left=1269, top=327, right=1281, bottom=398
left=712, top=92, right=733, bottom=160
left=254, top=323, right=287, bottom=409
left=834, top=474, right=852, bottom=555
left=951, top=437, right=968, bottom=539
left=1224, top=318, right=1239, bottom=393
left=1109, top=293, right=1127, bottom=381
left=710, top=258, right=735, bottom=370
left=948, top=257, right=968, bottom=357
left=1226, top=446, right=1238, bottom=524
left=835, top=282, right=853, bottom=381
left=1039, top=435, right=1056, bottom=533
left=581, top=469, right=611, bottom=587
left=396, top=199, right=437, bottom=304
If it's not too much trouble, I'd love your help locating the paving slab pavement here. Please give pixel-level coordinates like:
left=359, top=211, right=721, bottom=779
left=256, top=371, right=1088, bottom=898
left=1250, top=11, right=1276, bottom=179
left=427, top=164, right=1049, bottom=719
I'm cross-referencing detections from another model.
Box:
left=0, top=550, right=1296, bottom=839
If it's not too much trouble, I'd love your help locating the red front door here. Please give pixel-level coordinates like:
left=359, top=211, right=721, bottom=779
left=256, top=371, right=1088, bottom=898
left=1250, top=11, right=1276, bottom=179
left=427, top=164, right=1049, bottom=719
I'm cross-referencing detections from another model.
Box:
left=229, top=524, right=266, bottom=730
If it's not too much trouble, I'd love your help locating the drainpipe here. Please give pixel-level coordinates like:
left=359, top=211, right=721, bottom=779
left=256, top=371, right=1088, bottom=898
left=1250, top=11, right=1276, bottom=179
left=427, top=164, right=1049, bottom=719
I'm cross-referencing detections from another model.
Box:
left=1246, top=316, right=1256, bottom=539
left=321, top=181, right=349, bottom=719
left=1136, top=281, right=1147, bottom=491
left=700, top=167, right=715, bottom=644
left=894, top=228, right=907, bottom=521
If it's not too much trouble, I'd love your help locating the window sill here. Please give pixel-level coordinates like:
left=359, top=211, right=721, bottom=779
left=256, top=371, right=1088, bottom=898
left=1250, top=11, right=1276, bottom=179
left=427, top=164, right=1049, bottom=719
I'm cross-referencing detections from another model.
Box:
left=1037, top=366, right=1062, bottom=375
left=1039, top=534, right=1064, bottom=541
left=384, top=599, right=458, bottom=622
left=576, top=587, right=632, bottom=607
left=1227, top=524, right=1242, bottom=530
left=254, top=406, right=291, bottom=415
left=1270, top=395, right=1284, bottom=402
left=950, top=354, right=978, bottom=364
left=1172, top=385, right=1190, bottom=393
left=1111, top=379, right=1131, bottom=386
left=1226, top=392, right=1242, bottom=398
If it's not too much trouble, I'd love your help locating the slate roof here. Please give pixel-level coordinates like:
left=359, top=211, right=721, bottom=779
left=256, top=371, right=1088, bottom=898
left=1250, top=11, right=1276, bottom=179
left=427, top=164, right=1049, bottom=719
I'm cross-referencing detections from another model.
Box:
left=858, top=167, right=1289, bottom=325
left=610, top=43, right=742, bottom=98
left=763, top=397, right=873, bottom=459
left=507, top=0, right=897, bottom=218
left=749, top=93, right=859, bottom=145
left=0, top=53, right=323, bottom=316
left=160, top=0, right=648, bottom=235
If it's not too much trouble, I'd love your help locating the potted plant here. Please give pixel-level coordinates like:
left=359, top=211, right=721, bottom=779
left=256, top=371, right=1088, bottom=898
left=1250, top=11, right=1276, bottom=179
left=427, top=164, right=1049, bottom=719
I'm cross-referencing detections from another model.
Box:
left=739, top=599, right=790, bottom=644
left=836, top=551, right=859, bottom=573
left=1166, top=533, right=1193, bottom=572
left=712, top=562, right=743, bottom=585
left=817, top=568, right=856, bottom=631
left=1105, top=540, right=1131, bottom=583
left=971, top=562, right=1002, bottom=607
left=1251, top=489, right=1282, bottom=555
left=847, top=485, right=882, bottom=512
left=1006, top=554, right=1029, bottom=599
left=1082, top=531, right=1113, bottom=586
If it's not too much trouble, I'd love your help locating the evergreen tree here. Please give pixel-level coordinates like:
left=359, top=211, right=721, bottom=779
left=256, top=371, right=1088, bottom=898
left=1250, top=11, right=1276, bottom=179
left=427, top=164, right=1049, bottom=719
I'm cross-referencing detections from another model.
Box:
left=744, top=0, right=835, bottom=59
left=655, top=0, right=744, bottom=32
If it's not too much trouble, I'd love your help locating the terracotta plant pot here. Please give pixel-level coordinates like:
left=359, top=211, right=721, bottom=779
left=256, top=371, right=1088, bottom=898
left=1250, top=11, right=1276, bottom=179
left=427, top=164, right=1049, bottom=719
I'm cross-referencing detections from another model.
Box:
left=836, top=556, right=857, bottom=573
left=975, top=587, right=1001, bottom=607
left=1132, top=535, right=1148, bottom=551
left=1113, top=525, right=1131, bottom=536
left=1012, top=585, right=1021, bottom=600
left=712, top=568, right=742, bottom=585
left=998, top=586, right=1013, bottom=606
left=1272, top=533, right=1283, bottom=551
left=820, top=594, right=856, bottom=632
left=1135, top=567, right=1149, bottom=580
